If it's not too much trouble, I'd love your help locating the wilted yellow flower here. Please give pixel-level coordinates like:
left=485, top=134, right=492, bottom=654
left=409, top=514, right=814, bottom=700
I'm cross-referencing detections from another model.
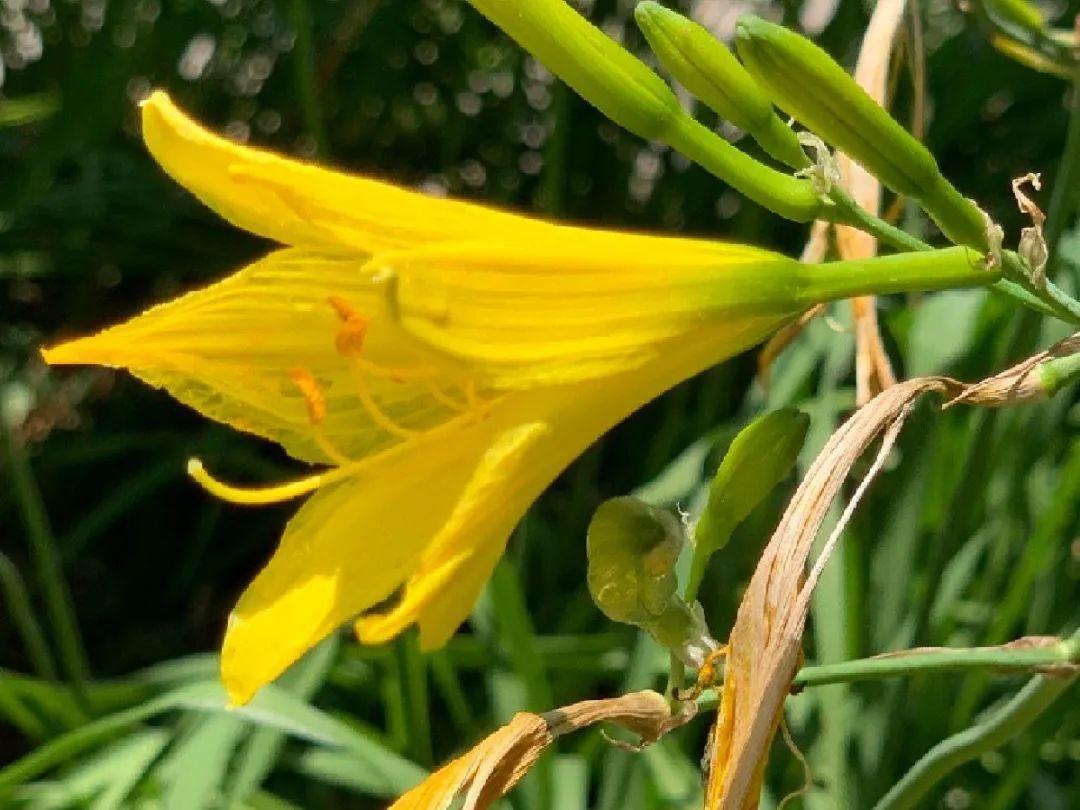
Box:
left=42, top=93, right=987, bottom=705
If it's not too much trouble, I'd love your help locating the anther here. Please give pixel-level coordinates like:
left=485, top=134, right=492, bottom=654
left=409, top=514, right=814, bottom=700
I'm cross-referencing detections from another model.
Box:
left=327, top=297, right=370, bottom=357
left=289, top=368, right=352, bottom=466
left=290, top=368, right=327, bottom=424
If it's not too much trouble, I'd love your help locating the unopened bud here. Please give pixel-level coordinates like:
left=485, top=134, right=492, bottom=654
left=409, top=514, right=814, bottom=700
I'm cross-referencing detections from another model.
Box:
left=734, top=15, right=989, bottom=249
left=634, top=2, right=807, bottom=168
left=464, top=0, right=824, bottom=222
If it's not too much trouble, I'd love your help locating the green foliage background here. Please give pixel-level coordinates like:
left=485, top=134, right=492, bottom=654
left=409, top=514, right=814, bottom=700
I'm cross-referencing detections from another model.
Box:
left=1, top=0, right=1078, bottom=807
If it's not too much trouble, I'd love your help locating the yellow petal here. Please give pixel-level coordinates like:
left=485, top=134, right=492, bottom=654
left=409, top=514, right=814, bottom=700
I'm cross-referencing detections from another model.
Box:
left=141, top=91, right=554, bottom=254
left=42, top=249, right=471, bottom=465
left=389, top=238, right=801, bottom=387
left=356, top=421, right=551, bottom=648
left=220, top=423, right=489, bottom=705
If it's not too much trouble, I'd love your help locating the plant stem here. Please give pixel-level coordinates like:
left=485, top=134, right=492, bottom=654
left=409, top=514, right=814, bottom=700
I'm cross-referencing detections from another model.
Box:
left=0, top=552, right=59, bottom=681
left=694, top=635, right=1079, bottom=711
left=796, top=637, right=1079, bottom=687
left=871, top=631, right=1080, bottom=810
left=0, top=422, right=90, bottom=712
left=1045, top=69, right=1080, bottom=262
left=286, top=0, right=326, bottom=156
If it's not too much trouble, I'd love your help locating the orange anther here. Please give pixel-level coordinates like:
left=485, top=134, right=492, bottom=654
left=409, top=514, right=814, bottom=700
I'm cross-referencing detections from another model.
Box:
left=327, top=297, right=369, bottom=356
left=290, top=368, right=327, bottom=425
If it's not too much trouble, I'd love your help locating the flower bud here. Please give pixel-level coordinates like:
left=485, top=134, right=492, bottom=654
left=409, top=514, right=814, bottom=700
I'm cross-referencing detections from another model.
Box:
left=735, top=15, right=988, bottom=249
left=465, top=0, right=824, bottom=222
left=634, top=1, right=807, bottom=169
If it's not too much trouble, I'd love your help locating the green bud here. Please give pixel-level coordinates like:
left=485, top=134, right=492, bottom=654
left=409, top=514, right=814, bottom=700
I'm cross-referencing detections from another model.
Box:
left=687, top=408, right=808, bottom=598
left=464, top=0, right=824, bottom=222
left=734, top=15, right=989, bottom=249
left=586, top=496, right=718, bottom=667
left=468, top=0, right=682, bottom=142
left=587, top=496, right=684, bottom=625
left=634, top=1, right=807, bottom=169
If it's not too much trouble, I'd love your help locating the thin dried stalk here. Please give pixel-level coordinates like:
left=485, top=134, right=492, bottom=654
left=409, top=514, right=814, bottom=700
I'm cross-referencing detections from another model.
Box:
left=837, top=0, right=908, bottom=404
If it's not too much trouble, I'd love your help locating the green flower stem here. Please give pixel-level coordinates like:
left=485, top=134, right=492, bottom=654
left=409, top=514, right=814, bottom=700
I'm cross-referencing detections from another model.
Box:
left=0, top=421, right=90, bottom=711
left=695, top=634, right=1079, bottom=711
left=797, top=637, right=1079, bottom=688
left=665, top=114, right=823, bottom=222
left=871, top=630, right=1080, bottom=810
left=803, top=246, right=996, bottom=304
left=0, top=552, right=59, bottom=681
left=826, top=188, right=934, bottom=252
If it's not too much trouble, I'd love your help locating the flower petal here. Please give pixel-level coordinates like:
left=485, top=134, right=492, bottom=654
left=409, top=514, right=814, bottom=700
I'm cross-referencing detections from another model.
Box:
left=220, top=422, right=495, bottom=705
left=43, top=249, right=472, bottom=465
left=141, top=91, right=553, bottom=254
left=390, top=237, right=799, bottom=387
left=355, top=421, right=551, bottom=649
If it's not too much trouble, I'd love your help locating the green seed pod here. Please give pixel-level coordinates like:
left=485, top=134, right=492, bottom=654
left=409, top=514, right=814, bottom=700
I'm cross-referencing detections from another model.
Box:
left=634, top=1, right=808, bottom=169
left=464, top=0, right=824, bottom=222
left=734, top=15, right=988, bottom=249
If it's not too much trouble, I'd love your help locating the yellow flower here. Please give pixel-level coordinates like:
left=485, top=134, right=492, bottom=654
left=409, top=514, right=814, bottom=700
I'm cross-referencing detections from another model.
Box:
left=41, top=92, right=979, bottom=705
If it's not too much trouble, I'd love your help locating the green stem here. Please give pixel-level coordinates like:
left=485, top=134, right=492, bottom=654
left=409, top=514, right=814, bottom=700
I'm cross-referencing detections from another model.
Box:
left=0, top=552, right=59, bottom=681
left=827, top=188, right=933, bottom=252
left=1046, top=69, right=1080, bottom=266
left=695, top=635, right=1079, bottom=711
left=286, top=0, right=326, bottom=156
left=796, top=638, right=1079, bottom=688
left=0, top=421, right=90, bottom=712
left=802, top=246, right=994, bottom=304
left=871, top=631, right=1080, bottom=810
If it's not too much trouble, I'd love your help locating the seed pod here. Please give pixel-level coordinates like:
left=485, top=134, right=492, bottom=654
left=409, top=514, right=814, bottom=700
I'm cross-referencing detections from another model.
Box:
left=735, top=15, right=988, bottom=249
left=634, top=1, right=807, bottom=169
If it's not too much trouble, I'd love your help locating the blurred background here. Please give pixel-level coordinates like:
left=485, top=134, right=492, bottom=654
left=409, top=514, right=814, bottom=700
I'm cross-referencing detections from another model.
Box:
left=2, top=0, right=1079, bottom=807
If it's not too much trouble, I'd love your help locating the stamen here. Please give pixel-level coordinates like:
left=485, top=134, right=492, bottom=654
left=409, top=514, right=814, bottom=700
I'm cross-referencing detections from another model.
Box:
left=187, top=458, right=325, bottom=505
left=353, top=375, right=421, bottom=440
left=289, top=368, right=352, bottom=467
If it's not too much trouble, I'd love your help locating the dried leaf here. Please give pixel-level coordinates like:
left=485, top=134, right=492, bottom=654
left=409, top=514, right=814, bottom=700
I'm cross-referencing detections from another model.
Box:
left=703, top=377, right=959, bottom=809
left=947, top=331, right=1080, bottom=408
left=390, top=690, right=692, bottom=809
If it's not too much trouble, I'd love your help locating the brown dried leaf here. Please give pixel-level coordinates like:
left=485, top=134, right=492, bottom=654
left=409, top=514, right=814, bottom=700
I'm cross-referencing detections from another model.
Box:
left=703, top=377, right=961, bottom=809
left=947, top=332, right=1080, bottom=408
left=390, top=690, right=692, bottom=809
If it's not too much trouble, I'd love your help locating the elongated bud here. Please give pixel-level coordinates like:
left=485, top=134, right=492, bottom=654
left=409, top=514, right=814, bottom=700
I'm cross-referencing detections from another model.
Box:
left=734, top=15, right=988, bottom=249
left=634, top=2, right=807, bottom=169
left=464, top=0, right=823, bottom=222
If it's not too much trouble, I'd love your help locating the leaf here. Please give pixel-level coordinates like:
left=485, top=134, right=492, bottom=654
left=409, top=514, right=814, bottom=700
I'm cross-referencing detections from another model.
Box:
left=388, top=690, right=691, bottom=810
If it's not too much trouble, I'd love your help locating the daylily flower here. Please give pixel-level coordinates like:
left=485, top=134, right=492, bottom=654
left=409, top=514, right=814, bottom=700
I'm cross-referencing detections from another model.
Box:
left=43, top=92, right=990, bottom=704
